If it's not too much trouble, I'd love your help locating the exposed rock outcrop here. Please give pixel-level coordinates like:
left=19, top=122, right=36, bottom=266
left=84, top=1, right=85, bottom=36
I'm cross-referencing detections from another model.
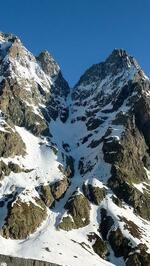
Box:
left=59, top=191, right=90, bottom=230
left=87, top=232, right=108, bottom=259
left=0, top=254, right=60, bottom=266
left=108, top=228, right=132, bottom=259
left=2, top=193, right=47, bottom=239
left=82, top=182, right=106, bottom=205
left=0, top=33, right=150, bottom=266
left=40, top=185, right=55, bottom=208
left=51, top=178, right=69, bottom=200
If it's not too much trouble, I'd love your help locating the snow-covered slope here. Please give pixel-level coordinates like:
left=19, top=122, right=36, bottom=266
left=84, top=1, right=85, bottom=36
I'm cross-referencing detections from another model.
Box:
left=0, top=34, right=149, bottom=266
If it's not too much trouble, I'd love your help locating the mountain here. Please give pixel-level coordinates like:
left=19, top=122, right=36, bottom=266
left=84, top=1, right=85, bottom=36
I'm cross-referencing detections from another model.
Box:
left=0, top=32, right=149, bottom=266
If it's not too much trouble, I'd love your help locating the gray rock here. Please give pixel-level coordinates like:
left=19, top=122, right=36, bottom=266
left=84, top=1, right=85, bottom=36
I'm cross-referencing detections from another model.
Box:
left=0, top=254, right=60, bottom=266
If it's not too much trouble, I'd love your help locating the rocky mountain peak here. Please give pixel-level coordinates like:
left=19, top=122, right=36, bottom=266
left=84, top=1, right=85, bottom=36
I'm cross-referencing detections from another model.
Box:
left=74, top=49, right=142, bottom=90
left=106, top=48, right=131, bottom=63
left=0, top=31, right=70, bottom=139
left=105, top=48, right=141, bottom=72
left=36, top=50, right=60, bottom=77
left=0, top=32, right=150, bottom=266
left=0, top=32, right=20, bottom=43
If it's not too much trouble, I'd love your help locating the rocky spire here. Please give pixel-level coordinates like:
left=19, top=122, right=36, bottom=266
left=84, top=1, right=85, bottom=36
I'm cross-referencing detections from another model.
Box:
left=105, top=48, right=141, bottom=71
left=36, top=50, right=60, bottom=77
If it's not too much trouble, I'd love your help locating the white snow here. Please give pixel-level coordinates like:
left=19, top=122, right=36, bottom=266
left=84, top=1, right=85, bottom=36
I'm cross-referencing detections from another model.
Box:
left=145, top=167, right=150, bottom=179
left=0, top=37, right=150, bottom=266
left=12, top=188, right=45, bottom=210
left=0, top=207, right=114, bottom=266
left=0, top=126, right=65, bottom=197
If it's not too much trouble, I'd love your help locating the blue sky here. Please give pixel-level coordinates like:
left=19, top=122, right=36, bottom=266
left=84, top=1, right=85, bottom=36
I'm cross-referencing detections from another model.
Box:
left=0, top=0, right=150, bottom=86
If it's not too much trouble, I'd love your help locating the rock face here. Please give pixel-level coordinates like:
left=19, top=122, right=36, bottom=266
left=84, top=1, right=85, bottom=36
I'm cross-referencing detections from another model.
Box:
left=50, top=178, right=69, bottom=200
left=38, top=178, right=69, bottom=208
left=108, top=228, right=132, bottom=259
left=0, top=127, right=25, bottom=157
left=126, top=249, right=150, bottom=266
left=0, top=32, right=150, bottom=266
left=0, top=254, right=60, bottom=266
left=83, top=182, right=106, bottom=205
left=59, top=190, right=90, bottom=230
left=87, top=232, right=108, bottom=259
left=2, top=190, right=47, bottom=239
left=36, top=51, right=60, bottom=77
left=70, top=47, right=150, bottom=265
left=40, top=185, right=55, bottom=207
left=99, top=209, right=114, bottom=240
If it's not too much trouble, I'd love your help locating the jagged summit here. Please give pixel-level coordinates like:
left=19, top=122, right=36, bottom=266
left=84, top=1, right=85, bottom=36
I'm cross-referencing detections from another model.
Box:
left=36, top=50, right=60, bottom=77
left=74, top=48, right=145, bottom=89
left=105, top=48, right=141, bottom=69
left=0, top=33, right=149, bottom=266
left=106, top=48, right=132, bottom=62
left=0, top=31, right=20, bottom=42
left=0, top=32, right=62, bottom=80
left=0, top=32, right=69, bottom=129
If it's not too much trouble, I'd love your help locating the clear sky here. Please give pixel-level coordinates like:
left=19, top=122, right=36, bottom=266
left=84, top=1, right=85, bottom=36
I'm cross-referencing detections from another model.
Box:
left=0, top=0, right=150, bottom=86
